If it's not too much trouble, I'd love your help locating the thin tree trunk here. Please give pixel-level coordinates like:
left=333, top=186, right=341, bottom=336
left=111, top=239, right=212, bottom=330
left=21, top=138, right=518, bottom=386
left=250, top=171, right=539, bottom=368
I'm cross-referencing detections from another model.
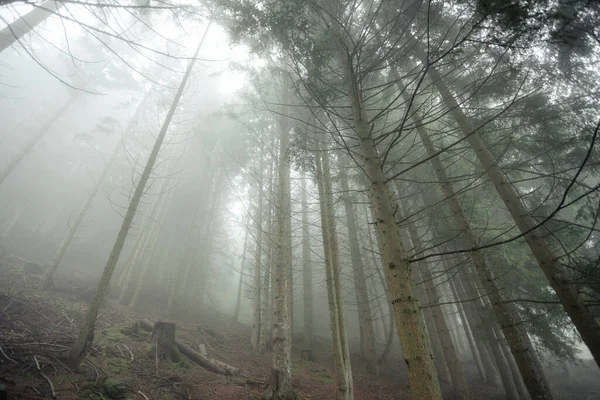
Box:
left=494, top=324, right=531, bottom=400
left=0, top=1, right=65, bottom=53
left=340, top=165, right=378, bottom=376
left=316, top=141, right=354, bottom=400
left=184, top=168, right=225, bottom=314
left=128, top=174, right=175, bottom=309
left=259, top=225, right=271, bottom=353
left=449, top=276, right=486, bottom=381
left=251, top=155, right=265, bottom=352
left=339, top=52, right=441, bottom=399
left=234, top=215, right=251, bottom=322
left=409, top=36, right=600, bottom=369
left=66, top=30, right=209, bottom=368
left=414, top=270, right=451, bottom=383
left=0, top=95, right=77, bottom=187
left=264, top=73, right=293, bottom=400
left=301, top=173, right=314, bottom=351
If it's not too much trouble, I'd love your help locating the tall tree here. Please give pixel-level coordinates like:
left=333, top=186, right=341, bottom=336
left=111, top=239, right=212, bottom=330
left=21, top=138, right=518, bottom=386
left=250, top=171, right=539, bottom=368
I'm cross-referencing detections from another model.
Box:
left=264, top=71, right=294, bottom=399
left=301, top=173, right=314, bottom=351
left=66, top=28, right=209, bottom=368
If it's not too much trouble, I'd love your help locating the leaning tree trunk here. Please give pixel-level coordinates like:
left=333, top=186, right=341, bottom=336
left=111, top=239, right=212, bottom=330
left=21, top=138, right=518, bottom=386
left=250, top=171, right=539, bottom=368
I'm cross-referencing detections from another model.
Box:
left=0, top=1, right=65, bottom=53
left=264, top=72, right=294, bottom=400
left=408, top=34, right=600, bottom=368
left=0, top=95, right=77, bottom=187
left=389, top=67, right=552, bottom=399
left=66, top=30, right=208, bottom=368
left=315, top=143, right=354, bottom=400
left=340, top=165, right=378, bottom=376
left=339, top=53, right=441, bottom=399
left=301, top=173, right=314, bottom=352
left=251, top=154, right=265, bottom=352
left=128, top=176, right=176, bottom=309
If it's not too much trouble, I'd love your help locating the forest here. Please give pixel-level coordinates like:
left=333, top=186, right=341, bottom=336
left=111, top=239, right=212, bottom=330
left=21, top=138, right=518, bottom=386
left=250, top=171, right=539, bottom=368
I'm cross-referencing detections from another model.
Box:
left=0, top=0, right=599, bottom=399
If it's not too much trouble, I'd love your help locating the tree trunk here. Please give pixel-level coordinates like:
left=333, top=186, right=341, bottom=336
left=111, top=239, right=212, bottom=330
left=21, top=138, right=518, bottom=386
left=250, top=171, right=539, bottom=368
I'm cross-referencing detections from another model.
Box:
left=339, top=53, right=441, bottom=399
left=0, top=1, right=65, bottom=54
left=449, top=275, right=486, bottom=381
left=363, top=204, right=396, bottom=365
left=405, top=219, right=472, bottom=399
left=0, top=95, right=77, bottom=187
left=340, top=165, right=378, bottom=376
left=301, top=173, right=314, bottom=351
left=315, top=142, right=354, bottom=400
left=494, top=324, right=531, bottom=400
left=166, top=166, right=212, bottom=316
left=183, top=168, right=224, bottom=315
left=66, top=30, right=209, bottom=368
left=251, top=155, right=265, bottom=352
left=414, top=270, right=450, bottom=383
left=151, top=321, right=181, bottom=363
left=388, top=67, right=552, bottom=399
left=410, top=36, right=600, bottom=369
left=264, top=73, right=294, bottom=400
left=234, top=215, right=251, bottom=322
left=129, top=179, right=176, bottom=310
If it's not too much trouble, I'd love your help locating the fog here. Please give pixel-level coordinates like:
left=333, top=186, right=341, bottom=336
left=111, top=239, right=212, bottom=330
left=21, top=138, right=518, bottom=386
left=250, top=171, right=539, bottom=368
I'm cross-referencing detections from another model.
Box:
left=1, top=1, right=600, bottom=399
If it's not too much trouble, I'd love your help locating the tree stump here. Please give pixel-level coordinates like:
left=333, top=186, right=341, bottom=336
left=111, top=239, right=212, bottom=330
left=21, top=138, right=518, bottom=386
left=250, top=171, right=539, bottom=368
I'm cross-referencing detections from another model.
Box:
left=300, top=349, right=313, bottom=361
left=151, top=321, right=181, bottom=363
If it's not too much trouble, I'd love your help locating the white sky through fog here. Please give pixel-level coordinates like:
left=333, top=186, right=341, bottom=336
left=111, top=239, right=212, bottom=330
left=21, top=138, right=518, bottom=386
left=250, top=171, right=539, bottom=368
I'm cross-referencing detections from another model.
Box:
left=0, top=2, right=250, bottom=94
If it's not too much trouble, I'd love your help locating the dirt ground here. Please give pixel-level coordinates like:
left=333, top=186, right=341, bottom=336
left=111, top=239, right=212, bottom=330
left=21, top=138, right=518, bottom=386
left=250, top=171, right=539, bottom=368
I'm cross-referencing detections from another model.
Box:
left=2, top=257, right=597, bottom=400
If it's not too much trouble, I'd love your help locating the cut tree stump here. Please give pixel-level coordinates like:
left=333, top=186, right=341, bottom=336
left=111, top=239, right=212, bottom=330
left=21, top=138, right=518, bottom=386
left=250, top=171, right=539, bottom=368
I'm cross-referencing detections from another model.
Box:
left=139, top=319, right=239, bottom=376
left=151, top=321, right=181, bottom=363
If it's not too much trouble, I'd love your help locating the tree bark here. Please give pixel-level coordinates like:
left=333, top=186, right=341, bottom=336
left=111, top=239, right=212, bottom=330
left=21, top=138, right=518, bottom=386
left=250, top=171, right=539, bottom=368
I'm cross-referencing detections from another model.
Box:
left=264, top=72, right=294, bottom=400
left=339, top=52, right=442, bottom=399
left=152, top=321, right=181, bottom=363
left=66, top=29, right=209, bottom=369
left=363, top=204, right=396, bottom=365
left=301, top=173, right=314, bottom=351
left=251, top=155, right=265, bottom=351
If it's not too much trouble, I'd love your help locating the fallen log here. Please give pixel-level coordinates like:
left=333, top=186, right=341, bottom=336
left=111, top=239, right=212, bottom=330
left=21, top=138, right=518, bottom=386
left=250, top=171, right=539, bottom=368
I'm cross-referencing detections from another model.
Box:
left=138, top=319, right=239, bottom=376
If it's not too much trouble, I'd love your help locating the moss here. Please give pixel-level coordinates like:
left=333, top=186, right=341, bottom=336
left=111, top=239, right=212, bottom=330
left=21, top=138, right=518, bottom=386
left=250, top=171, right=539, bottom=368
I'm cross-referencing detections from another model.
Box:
left=106, top=358, right=130, bottom=374
left=94, top=325, right=128, bottom=346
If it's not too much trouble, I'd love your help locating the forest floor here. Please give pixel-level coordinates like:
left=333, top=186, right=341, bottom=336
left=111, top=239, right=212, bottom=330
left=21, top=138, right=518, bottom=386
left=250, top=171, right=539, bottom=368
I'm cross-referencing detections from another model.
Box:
left=0, top=256, right=513, bottom=400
